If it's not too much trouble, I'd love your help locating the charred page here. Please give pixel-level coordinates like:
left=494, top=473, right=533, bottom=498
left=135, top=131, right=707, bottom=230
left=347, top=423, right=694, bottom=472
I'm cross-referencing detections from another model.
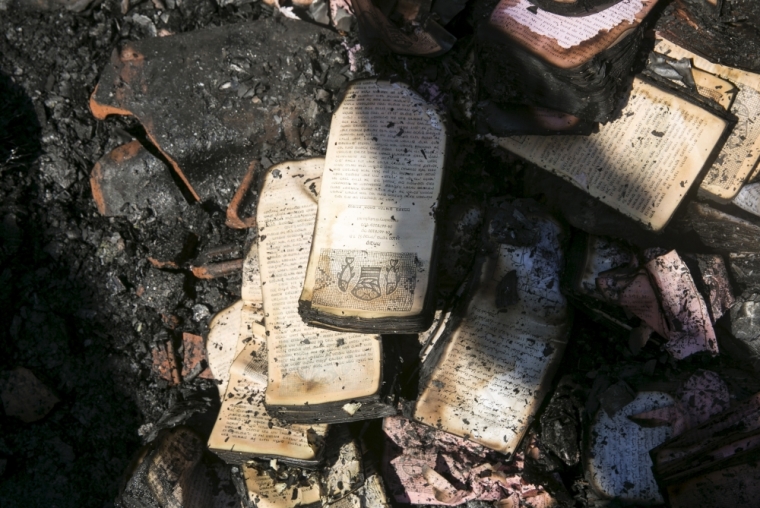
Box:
left=298, top=80, right=447, bottom=334
left=654, top=37, right=760, bottom=203
left=207, top=327, right=329, bottom=467
left=497, top=76, right=734, bottom=231
left=413, top=198, right=571, bottom=454
left=259, top=159, right=399, bottom=423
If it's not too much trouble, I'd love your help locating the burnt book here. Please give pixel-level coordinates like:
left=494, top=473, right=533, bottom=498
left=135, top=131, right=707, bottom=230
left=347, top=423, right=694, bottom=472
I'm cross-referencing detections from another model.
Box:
left=476, top=0, right=662, bottom=124
left=258, top=159, right=402, bottom=424
left=239, top=426, right=390, bottom=508
left=495, top=73, right=736, bottom=231
left=653, top=37, right=760, bottom=203
left=298, top=80, right=448, bottom=334
left=413, top=198, right=571, bottom=455
left=207, top=306, right=329, bottom=468
left=650, top=391, right=760, bottom=507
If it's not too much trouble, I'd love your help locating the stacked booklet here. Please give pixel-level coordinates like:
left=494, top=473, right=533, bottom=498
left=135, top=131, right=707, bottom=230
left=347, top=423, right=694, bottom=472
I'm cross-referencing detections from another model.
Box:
left=478, top=0, right=662, bottom=124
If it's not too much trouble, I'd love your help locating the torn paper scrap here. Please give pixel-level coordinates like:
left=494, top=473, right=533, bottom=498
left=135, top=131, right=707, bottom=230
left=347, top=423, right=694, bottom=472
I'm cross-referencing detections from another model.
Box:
left=596, top=268, right=668, bottom=338
left=382, top=416, right=555, bottom=506
left=587, top=391, right=675, bottom=504
left=647, top=251, right=719, bottom=359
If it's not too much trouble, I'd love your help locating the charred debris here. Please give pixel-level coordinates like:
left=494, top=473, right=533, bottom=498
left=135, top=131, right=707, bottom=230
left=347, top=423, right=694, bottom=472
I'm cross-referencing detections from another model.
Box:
left=4, top=0, right=760, bottom=507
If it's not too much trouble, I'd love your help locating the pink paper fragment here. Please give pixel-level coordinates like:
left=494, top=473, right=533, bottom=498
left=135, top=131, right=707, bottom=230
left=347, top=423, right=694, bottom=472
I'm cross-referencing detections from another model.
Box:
left=597, top=269, right=668, bottom=338
left=341, top=41, right=362, bottom=73
left=646, top=251, right=718, bottom=359
left=331, top=0, right=354, bottom=29
left=630, top=370, right=730, bottom=436
left=382, top=416, right=554, bottom=506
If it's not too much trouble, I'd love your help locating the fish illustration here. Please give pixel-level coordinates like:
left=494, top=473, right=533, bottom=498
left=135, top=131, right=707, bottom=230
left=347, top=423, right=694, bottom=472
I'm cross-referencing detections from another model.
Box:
left=386, top=259, right=400, bottom=295
left=338, top=257, right=355, bottom=292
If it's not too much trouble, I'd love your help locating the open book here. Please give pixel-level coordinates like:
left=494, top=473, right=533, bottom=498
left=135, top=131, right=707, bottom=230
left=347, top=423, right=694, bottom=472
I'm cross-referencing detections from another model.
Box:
left=207, top=326, right=329, bottom=467
left=496, top=75, right=734, bottom=231
left=655, top=37, right=760, bottom=202
left=259, top=159, right=400, bottom=423
left=413, top=198, right=571, bottom=454
left=298, top=80, right=447, bottom=334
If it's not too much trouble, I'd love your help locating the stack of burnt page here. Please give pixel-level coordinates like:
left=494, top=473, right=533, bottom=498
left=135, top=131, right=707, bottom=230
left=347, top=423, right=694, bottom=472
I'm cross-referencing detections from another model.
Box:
left=477, top=0, right=760, bottom=235
left=476, top=0, right=663, bottom=131
left=201, top=77, right=579, bottom=506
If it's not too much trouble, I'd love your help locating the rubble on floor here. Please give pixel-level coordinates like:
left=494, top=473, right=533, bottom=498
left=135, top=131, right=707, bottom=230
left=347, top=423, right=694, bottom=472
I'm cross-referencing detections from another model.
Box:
left=0, top=367, right=60, bottom=423
left=6, top=0, right=760, bottom=506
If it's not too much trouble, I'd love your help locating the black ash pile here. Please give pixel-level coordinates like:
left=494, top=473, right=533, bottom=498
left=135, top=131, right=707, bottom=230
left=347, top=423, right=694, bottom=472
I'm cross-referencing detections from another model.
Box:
left=3, top=0, right=760, bottom=507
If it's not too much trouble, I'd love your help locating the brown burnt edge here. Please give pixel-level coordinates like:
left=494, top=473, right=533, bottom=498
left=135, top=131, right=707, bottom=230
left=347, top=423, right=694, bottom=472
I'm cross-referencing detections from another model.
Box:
left=147, top=257, right=180, bottom=270
left=89, top=84, right=134, bottom=120
left=226, top=160, right=259, bottom=229
left=89, top=77, right=202, bottom=203
left=191, top=259, right=245, bottom=280
left=89, top=160, right=108, bottom=215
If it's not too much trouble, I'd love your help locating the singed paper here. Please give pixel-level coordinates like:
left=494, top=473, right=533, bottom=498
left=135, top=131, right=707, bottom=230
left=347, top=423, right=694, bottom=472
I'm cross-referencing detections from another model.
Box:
left=733, top=182, right=760, bottom=217
left=299, top=80, right=446, bottom=321
left=243, top=464, right=322, bottom=508
left=413, top=203, right=569, bottom=454
left=497, top=77, right=730, bottom=231
left=241, top=242, right=263, bottom=306
left=206, top=301, right=246, bottom=395
left=207, top=335, right=327, bottom=462
left=588, top=392, right=674, bottom=504
left=647, top=251, right=718, bottom=359
left=258, top=159, right=383, bottom=406
left=656, top=38, right=760, bottom=201
left=691, top=69, right=737, bottom=111
left=488, top=0, right=658, bottom=69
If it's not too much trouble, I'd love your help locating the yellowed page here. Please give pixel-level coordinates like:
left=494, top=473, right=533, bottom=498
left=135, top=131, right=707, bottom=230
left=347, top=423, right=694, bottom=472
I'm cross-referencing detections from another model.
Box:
left=413, top=202, right=570, bottom=454
left=656, top=37, right=760, bottom=201
left=497, top=77, right=729, bottom=231
left=241, top=241, right=263, bottom=306
left=258, top=159, right=383, bottom=406
left=300, top=80, right=446, bottom=320
left=487, top=0, right=659, bottom=69
left=206, top=300, right=245, bottom=396
left=243, top=464, right=322, bottom=508
left=207, top=337, right=327, bottom=461
left=691, top=69, right=737, bottom=110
